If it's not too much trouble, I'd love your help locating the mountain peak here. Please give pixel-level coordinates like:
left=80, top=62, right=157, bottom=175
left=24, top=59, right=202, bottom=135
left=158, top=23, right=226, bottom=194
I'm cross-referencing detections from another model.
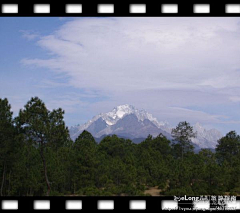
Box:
left=195, top=122, right=202, bottom=127
left=191, top=123, right=222, bottom=149
left=115, top=104, right=135, bottom=110
left=111, top=104, right=136, bottom=119
left=72, top=104, right=165, bottom=132
left=194, top=122, right=205, bottom=132
left=69, top=105, right=223, bottom=149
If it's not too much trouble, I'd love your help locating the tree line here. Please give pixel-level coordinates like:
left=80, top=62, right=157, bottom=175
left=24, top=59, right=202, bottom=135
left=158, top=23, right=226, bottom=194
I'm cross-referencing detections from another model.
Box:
left=0, top=97, right=240, bottom=196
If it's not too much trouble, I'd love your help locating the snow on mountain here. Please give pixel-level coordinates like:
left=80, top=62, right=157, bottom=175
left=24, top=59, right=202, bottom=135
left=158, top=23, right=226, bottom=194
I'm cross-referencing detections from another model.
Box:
left=77, top=104, right=168, bottom=130
left=70, top=104, right=170, bottom=140
left=191, top=123, right=222, bottom=149
left=69, top=105, right=223, bottom=149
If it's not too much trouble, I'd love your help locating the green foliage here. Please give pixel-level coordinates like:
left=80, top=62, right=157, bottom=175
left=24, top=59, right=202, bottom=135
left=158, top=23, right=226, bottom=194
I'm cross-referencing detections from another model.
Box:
left=72, top=130, right=98, bottom=191
left=216, top=131, right=240, bottom=165
left=13, top=97, right=70, bottom=196
left=0, top=98, right=17, bottom=196
left=171, top=121, right=196, bottom=159
left=0, top=98, right=240, bottom=196
left=164, top=186, right=194, bottom=196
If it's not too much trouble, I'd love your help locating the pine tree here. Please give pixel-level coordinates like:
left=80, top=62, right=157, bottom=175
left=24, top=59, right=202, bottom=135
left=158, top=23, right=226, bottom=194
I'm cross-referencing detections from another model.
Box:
left=171, top=121, right=196, bottom=160
left=216, top=131, right=240, bottom=166
left=0, top=98, right=16, bottom=196
left=16, top=97, right=70, bottom=196
left=72, top=130, right=98, bottom=193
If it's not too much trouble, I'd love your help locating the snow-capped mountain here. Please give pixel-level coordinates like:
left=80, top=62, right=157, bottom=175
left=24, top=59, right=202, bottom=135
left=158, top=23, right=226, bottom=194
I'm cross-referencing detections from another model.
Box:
left=191, top=123, right=222, bottom=149
left=70, top=104, right=171, bottom=140
left=69, top=104, right=222, bottom=149
left=76, top=104, right=167, bottom=129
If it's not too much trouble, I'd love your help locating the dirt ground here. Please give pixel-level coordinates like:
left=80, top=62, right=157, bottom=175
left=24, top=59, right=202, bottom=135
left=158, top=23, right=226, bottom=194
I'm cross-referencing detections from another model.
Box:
left=144, top=186, right=161, bottom=196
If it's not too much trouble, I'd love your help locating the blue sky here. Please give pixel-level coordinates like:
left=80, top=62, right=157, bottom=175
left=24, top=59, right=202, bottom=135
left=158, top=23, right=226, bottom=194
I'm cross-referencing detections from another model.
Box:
left=1, top=17, right=240, bottom=134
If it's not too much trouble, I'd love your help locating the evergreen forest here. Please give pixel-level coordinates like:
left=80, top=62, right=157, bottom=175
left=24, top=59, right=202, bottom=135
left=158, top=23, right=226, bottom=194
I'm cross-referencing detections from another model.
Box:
left=1, top=97, right=240, bottom=196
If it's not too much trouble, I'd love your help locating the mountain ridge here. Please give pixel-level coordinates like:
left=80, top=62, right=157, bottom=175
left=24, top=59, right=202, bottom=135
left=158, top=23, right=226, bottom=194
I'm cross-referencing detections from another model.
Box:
left=69, top=104, right=222, bottom=149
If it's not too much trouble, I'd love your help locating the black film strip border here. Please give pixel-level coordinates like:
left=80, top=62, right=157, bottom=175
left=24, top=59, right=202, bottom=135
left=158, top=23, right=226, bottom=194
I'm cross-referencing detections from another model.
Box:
left=1, top=0, right=240, bottom=211
left=0, top=196, right=240, bottom=211
left=0, top=1, right=240, bottom=16
left=1, top=196, right=169, bottom=211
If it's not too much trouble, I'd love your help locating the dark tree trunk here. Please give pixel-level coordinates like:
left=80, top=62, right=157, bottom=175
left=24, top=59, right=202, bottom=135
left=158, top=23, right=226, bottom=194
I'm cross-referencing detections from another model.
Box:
left=1, top=163, right=6, bottom=196
left=40, top=144, right=50, bottom=196
left=8, top=170, right=11, bottom=195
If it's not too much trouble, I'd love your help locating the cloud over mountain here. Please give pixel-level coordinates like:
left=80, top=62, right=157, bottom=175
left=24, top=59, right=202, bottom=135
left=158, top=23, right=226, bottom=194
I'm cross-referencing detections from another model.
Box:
left=20, top=18, right=240, bottom=133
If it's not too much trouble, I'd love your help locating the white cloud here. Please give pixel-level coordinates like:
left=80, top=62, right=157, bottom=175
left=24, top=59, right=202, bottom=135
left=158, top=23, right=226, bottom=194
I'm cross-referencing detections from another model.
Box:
left=22, top=18, right=240, bottom=91
left=169, top=107, right=227, bottom=123
left=21, top=17, right=240, bottom=131
left=46, top=96, right=87, bottom=113
left=20, top=30, right=39, bottom=40
left=229, top=96, right=240, bottom=102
